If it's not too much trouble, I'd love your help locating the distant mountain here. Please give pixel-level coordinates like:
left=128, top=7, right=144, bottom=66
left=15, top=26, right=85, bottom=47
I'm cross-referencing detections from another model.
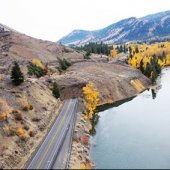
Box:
left=58, top=10, right=170, bottom=46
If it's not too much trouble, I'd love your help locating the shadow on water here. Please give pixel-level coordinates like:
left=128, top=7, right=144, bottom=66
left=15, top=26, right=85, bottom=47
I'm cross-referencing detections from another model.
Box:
left=90, top=96, right=136, bottom=135
left=151, top=89, right=157, bottom=99
left=97, top=86, right=159, bottom=113
left=91, top=88, right=158, bottom=135
left=96, top=96, right=136, bottom=113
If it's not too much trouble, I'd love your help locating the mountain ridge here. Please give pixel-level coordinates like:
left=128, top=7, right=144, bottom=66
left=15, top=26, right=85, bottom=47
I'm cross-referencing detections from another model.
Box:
left=58, top=10, right=170, bottom=46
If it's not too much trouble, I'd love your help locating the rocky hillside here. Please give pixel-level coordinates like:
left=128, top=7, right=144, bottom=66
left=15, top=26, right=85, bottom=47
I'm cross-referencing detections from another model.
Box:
left=0, top=23, right=151, bottom=169
left=58, top=10, right=170, bottom=46
left=0, top=24, right=83, bottom=169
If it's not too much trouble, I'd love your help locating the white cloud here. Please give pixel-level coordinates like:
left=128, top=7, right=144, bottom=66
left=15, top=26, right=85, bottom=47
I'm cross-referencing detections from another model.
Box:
left=0, top=0, right=170, bottom=41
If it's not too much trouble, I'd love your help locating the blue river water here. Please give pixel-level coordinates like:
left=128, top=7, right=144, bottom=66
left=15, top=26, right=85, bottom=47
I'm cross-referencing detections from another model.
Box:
left=90, top=68, right=170, bottom=169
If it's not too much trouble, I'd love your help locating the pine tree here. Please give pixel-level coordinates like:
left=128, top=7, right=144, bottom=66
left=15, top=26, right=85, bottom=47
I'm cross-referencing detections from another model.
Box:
left=151, top=68, right=158, bottom=83
left=52, top=82, right=60, bottom=99
left=129, top=46, right=132, bottom=54
left=135, top=46, right=139, bottom=53
left=145, top=63, right=152, bottom=77
left=140, top=59, right=145, bottom=73
left=11, top=61, right=24, bottom=85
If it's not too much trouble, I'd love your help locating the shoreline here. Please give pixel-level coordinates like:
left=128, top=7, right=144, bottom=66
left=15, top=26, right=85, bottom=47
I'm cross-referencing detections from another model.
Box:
left=68, top=89, right=151, bottom=169
left=67, top=67, right=170, bottom=169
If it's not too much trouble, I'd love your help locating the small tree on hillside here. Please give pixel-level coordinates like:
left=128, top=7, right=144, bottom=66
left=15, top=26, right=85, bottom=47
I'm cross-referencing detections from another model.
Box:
left=11, top=61, right=24, bottom=85
left=52, top=82, right=60, bottom=99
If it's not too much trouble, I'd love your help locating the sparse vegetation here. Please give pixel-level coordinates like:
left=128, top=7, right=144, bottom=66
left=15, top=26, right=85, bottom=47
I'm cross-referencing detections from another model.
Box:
left=29, top=131, right=35, bottom=137
left=18, top=98, right=33, bottom=111
left=28, top=62, right=44, bottom=77
left=14, top=111, right=23, bottom=121
left=16, top=127, right=27, bottom=141
left=27, top=59, right=48, bottom=78
left=0, top=112, right=7, bottom=121
left=58, top=58, right=72, bottom=71
left=52, top=82, right=60, bottom=99
left=84, top=52, right=91, bottom=59
left=0, top=99, right=11, bottom=121
left=11, top=61, right=24, bottom=86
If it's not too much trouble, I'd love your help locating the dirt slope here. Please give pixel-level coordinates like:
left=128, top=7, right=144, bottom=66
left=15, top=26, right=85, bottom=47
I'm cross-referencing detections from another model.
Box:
left=52, top=61, right=151, bottom=105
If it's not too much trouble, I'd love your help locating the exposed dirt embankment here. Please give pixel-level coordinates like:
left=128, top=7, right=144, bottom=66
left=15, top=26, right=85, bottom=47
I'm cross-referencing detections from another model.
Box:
left=52, top=61, right=151, bottom=105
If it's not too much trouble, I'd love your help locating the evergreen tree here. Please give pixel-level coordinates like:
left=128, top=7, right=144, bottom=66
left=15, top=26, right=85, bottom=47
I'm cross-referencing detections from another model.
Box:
left=119, top=45, right=123, bottom=53
left=135, top=46, right=139, bottom=53
left=129, top=46, right=132, bottom=54
left=28, top=62, right=44, bottom=78
left=74, top=42, right=110, bottom=56
left=58, top=58, right=71, bottom=71
left=145, top=63, right=152, bottom=77
left=11, top=61, right=24, bottom=85
left=140, top=59, right=145, bottom=73
left=123, top=44, right=126, bottom=53
left=151, top=68, right=158, bottom=83
left=63, top=58, right=71, bottom=67
left=52, top=82, right=60, bottom=99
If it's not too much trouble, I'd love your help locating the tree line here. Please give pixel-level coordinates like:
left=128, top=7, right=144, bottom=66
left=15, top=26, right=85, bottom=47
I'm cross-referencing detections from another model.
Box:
left=75, top=42, right=111, bottom=56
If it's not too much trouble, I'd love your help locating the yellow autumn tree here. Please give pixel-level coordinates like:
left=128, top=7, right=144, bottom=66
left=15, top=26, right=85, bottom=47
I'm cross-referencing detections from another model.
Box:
left=110, top=49, right=117, bottom=58
left=32, top=58, right=44, bottom=69
left=82, top=83, right=100, bottom=120
left=128, top=42, right=170, bottom=70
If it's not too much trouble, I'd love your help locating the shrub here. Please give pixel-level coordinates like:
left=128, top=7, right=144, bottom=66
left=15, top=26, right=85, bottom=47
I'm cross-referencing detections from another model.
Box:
left=4, top=126, right=15, bottom=136
left=63, top=58, right=71, bottom=67
left=14, top=112, right=23, bottom=121
left=29, top=131, right=35, bottom=137
left=16, top=127, right=27, bottom=140
left=11, top=61, right=24, bottom=86
left=28, top=63, right=44, bottom=78
left=58, top=58, right=71, bottom=71
left=0, top=112, right=7, bottom=121
left=84, top=53, right=91, bottom=59
left=19, top=98, right=33, bottom=111
left=52, top=82, right=60, bottom=99
left=23, top=125, right=29, bottom=131
left=31, top=58, right=44, bottom=69
left=32, top=117, right=41, bottom=122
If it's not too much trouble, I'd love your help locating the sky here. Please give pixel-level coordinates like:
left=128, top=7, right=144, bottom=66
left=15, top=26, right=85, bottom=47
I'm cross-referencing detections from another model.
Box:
left=0, top=0, right=170, bottom=42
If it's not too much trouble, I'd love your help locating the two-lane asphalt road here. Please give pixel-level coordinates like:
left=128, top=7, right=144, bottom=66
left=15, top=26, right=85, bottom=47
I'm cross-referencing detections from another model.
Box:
left=27, top=99, right=78, bottom=169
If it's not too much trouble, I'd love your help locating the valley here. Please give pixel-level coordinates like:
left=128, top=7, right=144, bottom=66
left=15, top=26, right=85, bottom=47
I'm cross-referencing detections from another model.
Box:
left=0, top=8, right=170, bottom=170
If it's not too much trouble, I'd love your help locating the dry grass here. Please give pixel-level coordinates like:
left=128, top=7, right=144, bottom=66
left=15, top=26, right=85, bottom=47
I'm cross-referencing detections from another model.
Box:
left=0, top=112, right=7, bottom=121
left=13, top=111, right=23, bottom=121
left=15, top=127, right=27, bottom=141
left=0, top=98, right=12, bottom=121
left=18, top=98, right=33, bottom=111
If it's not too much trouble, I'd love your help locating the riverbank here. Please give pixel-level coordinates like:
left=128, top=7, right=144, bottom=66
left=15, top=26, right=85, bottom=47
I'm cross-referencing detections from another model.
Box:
left=68, top=66, right=170, bottom=169
left=68, top=80, right=151, bottom=169
left=90, top=67, right=170, bottom=169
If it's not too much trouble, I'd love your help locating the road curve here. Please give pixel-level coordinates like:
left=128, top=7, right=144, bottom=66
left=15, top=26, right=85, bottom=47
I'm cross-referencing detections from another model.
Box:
left=27, top=99, right=78, bottom=169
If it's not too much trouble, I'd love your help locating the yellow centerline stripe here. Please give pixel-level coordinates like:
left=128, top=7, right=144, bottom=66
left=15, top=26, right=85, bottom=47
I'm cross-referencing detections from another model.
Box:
left=36, top=100, right=72, bottom=169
